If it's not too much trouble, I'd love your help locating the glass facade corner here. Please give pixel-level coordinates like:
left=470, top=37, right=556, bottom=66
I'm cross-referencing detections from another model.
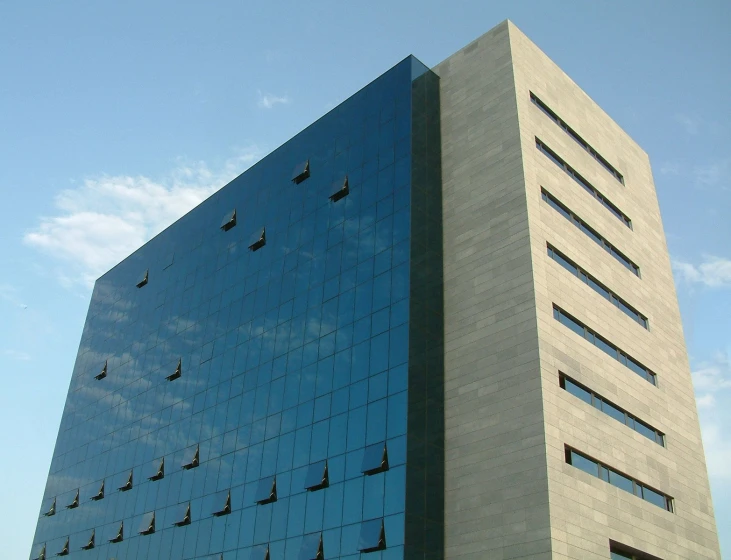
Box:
left=30, top=56, right=443, bottom=559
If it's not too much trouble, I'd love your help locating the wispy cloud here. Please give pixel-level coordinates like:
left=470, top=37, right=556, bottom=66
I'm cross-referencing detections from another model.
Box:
left=693, top=352, right=731, bottom=479
left=693, top=352, right=731, bottom=393
left=674, top=113, right=700, bottom=135
left=257, top=90, right=291, bottom=109
left=673, top=255, right=731, bottom=288
left=3, top=349, right=31, bottom=361
left=24, top=147, right=263, bottom=288
left=0, top=284, right=27, bottom=309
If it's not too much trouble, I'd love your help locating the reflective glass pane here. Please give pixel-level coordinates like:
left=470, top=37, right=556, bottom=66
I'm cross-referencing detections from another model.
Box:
left=569, top=451, right=598, bottom=477
left=608, top=469, right=634, bottom=494
left=361, top=442, right=389, bottom=474
left=624, top=355, right=651, bottom=382
left=255, top=476, right=277, bottom=504
left=594, top=335, right=618, bottom=359
left=304, top=460, right=329, bottom=491
left=298, top=532, right=323, bottom=560
left=358, top=518, right=386, bottom=552
left=588, top=278, right=610, bottom=300
left=557, top=310, right=585, bottom=338
left=634, top=419, right=657, bottom=442
left=138, top=511, right=156, bottom=534
left=250, top=544, right=270, bottom=560
left=642, top=486, right=669, bottom=510
left=601, top=400, right=626, bottom=424
left=564, top=378, right=592, bottom=405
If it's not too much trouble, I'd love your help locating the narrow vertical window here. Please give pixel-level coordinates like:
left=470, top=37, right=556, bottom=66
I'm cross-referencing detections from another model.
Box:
left=81, top=530, right=95, bottom=550
left=118, top=470, right=133, bottom=492
left=358, top=518, right=387, bottom=552
left=56, top=538, right=70, bottom=556
left=136, top=269, right=149, bottom=288
left=292, top=160, right=310, bottom=184
left=166, top=359, right=182, bottom=381
left=94, top=360, right=107, bottom=380
left=139, top=511, right=156, bottom=535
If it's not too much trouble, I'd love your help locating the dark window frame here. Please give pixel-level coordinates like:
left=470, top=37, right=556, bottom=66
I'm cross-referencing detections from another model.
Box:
left=541, top=188, right=639, bottom=276
left=565, top=446, right=673, bottom=512
left=560, top=373, right=665, bottom=446
left=547, top=244, right=648, bottom=329
left=531, top=94, right=625, bottom=184
left=553, top=305, right=656, bottom=385
left=536, top=138, right=630, bottom=227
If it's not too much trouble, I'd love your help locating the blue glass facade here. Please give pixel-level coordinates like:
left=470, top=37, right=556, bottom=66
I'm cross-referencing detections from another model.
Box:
left=30, top=56, right=443, bottom=560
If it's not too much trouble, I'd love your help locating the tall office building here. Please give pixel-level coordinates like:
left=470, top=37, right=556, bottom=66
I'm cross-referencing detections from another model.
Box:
left=30, top=21, right=720, bottom=560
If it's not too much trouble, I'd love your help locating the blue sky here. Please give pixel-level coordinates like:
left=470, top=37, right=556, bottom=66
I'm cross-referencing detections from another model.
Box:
left=1, top=1, right=729, bottom=557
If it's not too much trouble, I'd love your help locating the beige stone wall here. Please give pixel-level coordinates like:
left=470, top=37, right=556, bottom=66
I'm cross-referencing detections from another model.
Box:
left=435, top=19, right=721, bottom=560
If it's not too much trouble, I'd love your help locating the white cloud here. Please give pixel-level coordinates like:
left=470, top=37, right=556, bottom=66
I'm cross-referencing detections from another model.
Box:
left=693, top=352, right=731, bottom=479
left=672, top=256, right=731, bottom=288
left=701, top=422, right=731, bottom=480
left=696, top=393, right=716, bottom=409
left=24, top=147, right=263, bottom=288
left=693, top=352, right=731, bottom=394
left=257, top=90, right=291, bottom=109
left=0, top=284, right=27, bottom=308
